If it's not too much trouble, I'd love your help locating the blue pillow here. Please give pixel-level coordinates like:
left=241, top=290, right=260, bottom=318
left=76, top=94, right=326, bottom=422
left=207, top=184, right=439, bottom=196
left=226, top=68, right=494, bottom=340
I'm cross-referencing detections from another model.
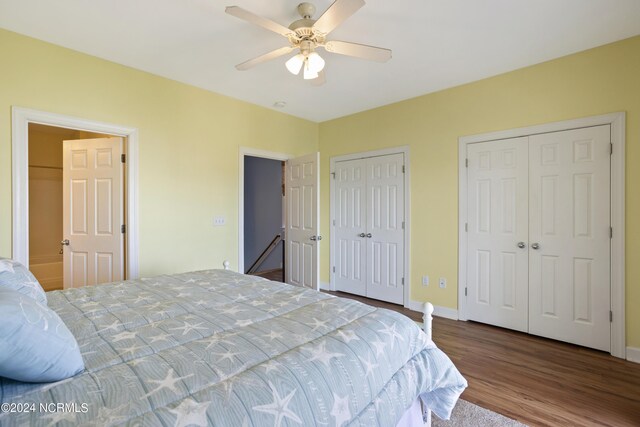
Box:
left=0, top=258, right=47, bottom=305
left=0, top=288, right=84, bottom=382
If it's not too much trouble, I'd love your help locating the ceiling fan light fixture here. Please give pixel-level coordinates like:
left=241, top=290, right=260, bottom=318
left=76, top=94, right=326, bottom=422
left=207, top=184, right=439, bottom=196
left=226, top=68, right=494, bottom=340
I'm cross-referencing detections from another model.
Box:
left=306, top=51, right=325, bottom=73
left=226, top=1, right=391, bottom=85
left=285, top=54, right=305, bottom=75
left=303, top=66, right=319, bottom=80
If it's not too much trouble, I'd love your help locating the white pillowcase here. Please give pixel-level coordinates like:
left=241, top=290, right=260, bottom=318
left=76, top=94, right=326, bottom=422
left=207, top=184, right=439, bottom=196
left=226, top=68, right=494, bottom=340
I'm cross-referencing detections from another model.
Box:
left=0, top=288, right=84, bottom=382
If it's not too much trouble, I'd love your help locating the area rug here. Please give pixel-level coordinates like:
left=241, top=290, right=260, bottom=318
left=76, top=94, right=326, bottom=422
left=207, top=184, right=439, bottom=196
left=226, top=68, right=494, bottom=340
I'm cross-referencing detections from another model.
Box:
left=432, top=399, right=527, bottom=427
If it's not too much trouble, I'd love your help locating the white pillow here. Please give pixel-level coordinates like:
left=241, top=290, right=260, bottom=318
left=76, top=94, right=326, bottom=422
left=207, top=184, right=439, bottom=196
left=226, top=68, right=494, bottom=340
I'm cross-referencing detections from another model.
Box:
left=0, top=288, right=84, bottom=382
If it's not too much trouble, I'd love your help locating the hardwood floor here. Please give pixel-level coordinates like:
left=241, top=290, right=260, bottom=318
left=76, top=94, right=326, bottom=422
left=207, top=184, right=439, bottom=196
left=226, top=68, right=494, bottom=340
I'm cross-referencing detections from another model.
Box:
left=324, top=291, right=640, bottom=427
left=251, top=268, right=284, bottom=282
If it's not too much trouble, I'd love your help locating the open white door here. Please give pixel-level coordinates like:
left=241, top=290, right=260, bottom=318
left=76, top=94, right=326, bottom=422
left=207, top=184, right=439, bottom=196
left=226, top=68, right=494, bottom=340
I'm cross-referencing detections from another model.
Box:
left=62, top=137, right=124, bottom=288
left=285, top=152, right=320, bottom=290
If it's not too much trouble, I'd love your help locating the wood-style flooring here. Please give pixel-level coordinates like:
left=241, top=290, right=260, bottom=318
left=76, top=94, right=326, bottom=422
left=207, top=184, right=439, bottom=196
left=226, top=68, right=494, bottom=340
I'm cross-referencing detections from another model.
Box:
left=324, top=290, right=640, bottom=427
left=251, top=268, right=284, bottom=282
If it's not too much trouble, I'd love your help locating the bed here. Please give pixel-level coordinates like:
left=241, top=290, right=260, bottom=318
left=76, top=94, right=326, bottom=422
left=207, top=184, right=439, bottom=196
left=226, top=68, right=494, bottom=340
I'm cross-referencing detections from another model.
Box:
left=1, top=268, right=466, bottom=426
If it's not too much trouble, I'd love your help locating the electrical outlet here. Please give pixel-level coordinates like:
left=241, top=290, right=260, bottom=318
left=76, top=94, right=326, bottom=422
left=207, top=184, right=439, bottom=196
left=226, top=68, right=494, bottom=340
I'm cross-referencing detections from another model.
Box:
left=422, top=276, right=429, bottom=286
left=439, top=277, right=446, bottom=288
left=213, top=216, right=226, bottom=226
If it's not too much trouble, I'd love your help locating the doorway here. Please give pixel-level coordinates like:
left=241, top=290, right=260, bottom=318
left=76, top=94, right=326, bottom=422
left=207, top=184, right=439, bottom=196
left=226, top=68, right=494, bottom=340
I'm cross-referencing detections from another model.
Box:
left=238, top=148, right=320, bottom=290
left=465, top=126, right=611, bottom=351
left=243, top=155, right=285, bottom=282
left=329, top=146, right=411, bottom=306
left=11, top=107, right=140, bottom=283
left=28, top=124, right=125, bottom=289
left=458, top=112, right=626, bottom=358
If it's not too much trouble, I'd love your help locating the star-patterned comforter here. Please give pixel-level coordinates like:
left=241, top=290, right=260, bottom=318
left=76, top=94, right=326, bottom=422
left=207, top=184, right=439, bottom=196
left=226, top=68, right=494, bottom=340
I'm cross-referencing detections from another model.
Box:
left=1, top=269, right=467, bottom=426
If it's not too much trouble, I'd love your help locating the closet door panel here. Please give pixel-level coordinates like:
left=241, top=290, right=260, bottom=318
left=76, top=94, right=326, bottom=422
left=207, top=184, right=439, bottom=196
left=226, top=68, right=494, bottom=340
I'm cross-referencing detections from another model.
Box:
left=528, top=125, right=611, bottom=351
left=365, top=153, right=404, bottom=304
left=466, top=137, right=529, bottom=332
left=334, top=159, right=367, bottom=296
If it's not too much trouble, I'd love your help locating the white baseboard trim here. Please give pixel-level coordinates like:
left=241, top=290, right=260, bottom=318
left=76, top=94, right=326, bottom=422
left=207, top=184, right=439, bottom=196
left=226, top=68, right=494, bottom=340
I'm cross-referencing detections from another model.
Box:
left=407, top=300, right=459, bottom=320
left=432, top=305, right=459, bottom=320
left=626, top=347, right=640, bottom=364
left=319, top=281, right=331, bottom=291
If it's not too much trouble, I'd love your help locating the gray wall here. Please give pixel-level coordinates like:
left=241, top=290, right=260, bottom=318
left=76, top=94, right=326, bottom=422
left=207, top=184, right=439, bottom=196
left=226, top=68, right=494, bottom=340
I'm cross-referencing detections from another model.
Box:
left=244, top=156, right=283, bottom=273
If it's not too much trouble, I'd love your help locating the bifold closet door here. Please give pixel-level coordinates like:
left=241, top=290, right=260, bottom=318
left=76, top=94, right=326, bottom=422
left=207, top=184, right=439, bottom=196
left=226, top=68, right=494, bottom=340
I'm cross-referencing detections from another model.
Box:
left=466, top=137, right=529, bottom=332
left=334, top=153, right=405, bottom=304
left=528, top=125, right=611, bottom=351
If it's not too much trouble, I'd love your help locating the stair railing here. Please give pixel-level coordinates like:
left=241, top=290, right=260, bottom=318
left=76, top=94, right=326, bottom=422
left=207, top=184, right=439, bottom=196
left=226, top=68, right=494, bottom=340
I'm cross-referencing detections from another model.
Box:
left=246, top=233, right=283, bottom=274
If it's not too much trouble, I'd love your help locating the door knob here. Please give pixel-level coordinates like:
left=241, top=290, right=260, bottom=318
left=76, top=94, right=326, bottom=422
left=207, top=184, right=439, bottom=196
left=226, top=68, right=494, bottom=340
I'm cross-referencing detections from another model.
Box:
left=517, top=242, right=526, bottom=249
left=358, top=233, right=366, bottom=238
left=61, top=239, right=70, bottom=246
left=310, top=235, right=322, bottom=241
left=531, top=242, right=540, bottom=250
left=366, top=233, right=372, bottom=238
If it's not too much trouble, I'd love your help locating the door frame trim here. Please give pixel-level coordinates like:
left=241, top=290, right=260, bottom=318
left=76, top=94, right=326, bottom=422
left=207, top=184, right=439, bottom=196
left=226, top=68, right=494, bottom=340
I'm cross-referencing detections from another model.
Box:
left=458, top=112, right=626, bottom=358
left=11, top=106, right=140, bottom=280
left=238, top=147, right=291, bottom=274
left=329, top=146, right=411, bottom=308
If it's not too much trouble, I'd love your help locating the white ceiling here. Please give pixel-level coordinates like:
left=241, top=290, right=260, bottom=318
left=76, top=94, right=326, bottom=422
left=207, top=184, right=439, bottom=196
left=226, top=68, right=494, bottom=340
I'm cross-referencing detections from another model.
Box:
left=1, top=0, right=640, bottom=122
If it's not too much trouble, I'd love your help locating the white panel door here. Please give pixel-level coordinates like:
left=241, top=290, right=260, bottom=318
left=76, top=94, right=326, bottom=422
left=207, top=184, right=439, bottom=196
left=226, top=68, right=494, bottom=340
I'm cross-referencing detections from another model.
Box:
left=528, top=125, right=611, bottom=351
left=365, top=154, right=405, bottom=304
left=63, top=137, right=124, bottom=288
left=285, top=152, right=320, bottom=290
left=334, top=159, right=367, bottom=296
left=467, top=137, right=529, bottom=332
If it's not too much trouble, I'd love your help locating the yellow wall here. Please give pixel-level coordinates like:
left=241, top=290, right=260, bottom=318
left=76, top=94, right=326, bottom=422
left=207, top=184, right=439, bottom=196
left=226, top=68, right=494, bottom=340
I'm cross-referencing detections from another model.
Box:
left=319, top=36, right=640, bottom=348
left=2, top=28, right=639, bottom=348
left=0, top=29, right=318, bottom=275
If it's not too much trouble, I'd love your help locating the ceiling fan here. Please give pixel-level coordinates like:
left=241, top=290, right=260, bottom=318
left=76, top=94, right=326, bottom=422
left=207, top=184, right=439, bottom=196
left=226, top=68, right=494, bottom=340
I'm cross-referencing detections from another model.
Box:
left=225, top=0, right=392, bottom=82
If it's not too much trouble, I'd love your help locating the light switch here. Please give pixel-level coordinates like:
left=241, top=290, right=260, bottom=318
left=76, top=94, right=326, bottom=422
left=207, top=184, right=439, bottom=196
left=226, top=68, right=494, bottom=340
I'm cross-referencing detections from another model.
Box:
left=439, top=278, right=446, bottom=289
left=213, top=216, right=226, bottom=226
left=422, top=276, right=429, bottom=286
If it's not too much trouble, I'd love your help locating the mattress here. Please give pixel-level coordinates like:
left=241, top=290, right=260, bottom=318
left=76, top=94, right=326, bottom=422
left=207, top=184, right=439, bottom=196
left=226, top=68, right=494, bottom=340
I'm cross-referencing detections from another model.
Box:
left=1, top=269, right=466, bottom=426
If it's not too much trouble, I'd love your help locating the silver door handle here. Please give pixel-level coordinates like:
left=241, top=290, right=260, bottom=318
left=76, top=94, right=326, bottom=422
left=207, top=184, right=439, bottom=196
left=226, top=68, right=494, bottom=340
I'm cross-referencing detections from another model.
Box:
left=517, top=242, right=526, bottom=249
left=310, top=235, right=322, bottom=241
left=61, top=239, right=70, bottom=246
left=531, top=242, right=540, bottom=250
left=358, top=233, right=366, bottom=238
left=366, top=233, right=372, bottom=238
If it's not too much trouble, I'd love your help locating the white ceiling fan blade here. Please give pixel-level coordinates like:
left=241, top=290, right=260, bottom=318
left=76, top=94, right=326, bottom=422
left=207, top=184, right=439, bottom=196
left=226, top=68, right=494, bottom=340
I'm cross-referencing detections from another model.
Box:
left=235, top=46, right=295, bottom=71
left=225, top=6, right=295, bottom=38
left=313, top=0, right=365, bottom=35
left=311, top=70, right=326, bottom=86
left=324, top=40, right=391, bottom=62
